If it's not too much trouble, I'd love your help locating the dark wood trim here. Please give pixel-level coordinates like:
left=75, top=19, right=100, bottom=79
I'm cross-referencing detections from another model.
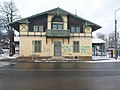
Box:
left=28, top=14, right=47, bottom=32
left=68, top=37, right=70, bottom=44
left=46, top=37, right=47, bottom=44
left=19, top=35, right=46, bottom=36
left=68, top=15, right=83, bottom=33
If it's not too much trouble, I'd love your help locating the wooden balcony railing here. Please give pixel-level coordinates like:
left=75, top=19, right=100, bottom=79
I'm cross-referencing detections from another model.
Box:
left=46, top=29, right=70, bottom=37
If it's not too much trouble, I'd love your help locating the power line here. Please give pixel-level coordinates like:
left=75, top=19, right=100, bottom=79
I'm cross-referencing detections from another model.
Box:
left=97, top=19, right=113, bottom=23
left=97, top=18, right=120, bottom=24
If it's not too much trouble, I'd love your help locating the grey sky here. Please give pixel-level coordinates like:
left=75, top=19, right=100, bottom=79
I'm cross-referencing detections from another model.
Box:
left=1, top=0, right=120, bottom=36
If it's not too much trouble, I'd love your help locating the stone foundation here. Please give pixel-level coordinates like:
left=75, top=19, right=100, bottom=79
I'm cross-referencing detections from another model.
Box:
left=64, top=56, right=92, bottom=60
left=18, top=55, right=92, bottom=61
left=79, top=56, right=92, bottom=60
left=18, top=56, right=52, bottom=60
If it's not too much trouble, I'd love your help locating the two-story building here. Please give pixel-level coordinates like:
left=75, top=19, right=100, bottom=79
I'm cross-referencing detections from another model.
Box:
left=10, top=7, right=101, bottom=60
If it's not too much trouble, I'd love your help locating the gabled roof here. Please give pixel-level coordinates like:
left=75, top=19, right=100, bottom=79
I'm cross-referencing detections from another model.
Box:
left=10, top=7, right=101, bottom=31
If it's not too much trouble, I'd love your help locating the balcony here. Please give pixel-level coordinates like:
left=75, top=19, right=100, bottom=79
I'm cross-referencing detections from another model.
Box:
left=46, top=29, right=70, bottom=37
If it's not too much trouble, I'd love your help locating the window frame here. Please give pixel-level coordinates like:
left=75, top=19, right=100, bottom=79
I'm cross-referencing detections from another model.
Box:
left=73, top=41, right=79, bottom=53
left=70, top=26, right=80, bottom=33
left=52, top=23, right=63, bottom=30
left=51, top=16, right=64, bottom=30
left=34, top=40, right=41, bottom=53
left=38, top=26, right=43, bottom=32
left=33, top=25, right=43, bottom=32
left=33, top=25, right=38, bottom=32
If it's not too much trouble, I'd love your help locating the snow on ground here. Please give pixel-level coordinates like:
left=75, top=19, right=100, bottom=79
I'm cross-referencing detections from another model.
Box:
left=0, top=49, right=18, bottom=66
left=1, top=49, right=120, bottom=63
left=92, top=55, right=120, bottom=63
left=0, top=49, right=19, bottom=60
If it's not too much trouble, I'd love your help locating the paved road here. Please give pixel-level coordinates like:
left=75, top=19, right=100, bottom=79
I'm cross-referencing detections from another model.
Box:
left=0, top=62, right=120, bottom=90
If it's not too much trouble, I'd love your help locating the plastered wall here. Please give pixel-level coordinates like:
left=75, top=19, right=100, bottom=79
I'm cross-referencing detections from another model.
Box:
left=19, top=14, right=92, bottom=58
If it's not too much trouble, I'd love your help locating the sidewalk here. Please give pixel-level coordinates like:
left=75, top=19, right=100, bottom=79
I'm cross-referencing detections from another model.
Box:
left=0, top=49, right=120, bottom=63
left=92, top=55, right=120, bottom=63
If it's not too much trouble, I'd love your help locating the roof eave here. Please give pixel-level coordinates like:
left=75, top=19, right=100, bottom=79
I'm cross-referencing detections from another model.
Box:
left=10, top=7, right=102, bottom=31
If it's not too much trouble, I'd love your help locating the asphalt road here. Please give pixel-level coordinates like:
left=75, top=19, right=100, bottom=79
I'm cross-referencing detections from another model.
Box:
left=0, top=62, right=120, bottom=90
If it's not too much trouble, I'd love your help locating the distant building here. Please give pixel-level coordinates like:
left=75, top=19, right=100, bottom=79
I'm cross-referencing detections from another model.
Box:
left=10, top=7, right=101, bottom=60
left=92, top=38, right=106, bottom=56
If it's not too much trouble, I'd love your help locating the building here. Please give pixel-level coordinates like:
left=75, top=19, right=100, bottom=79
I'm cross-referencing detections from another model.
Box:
left=10, top=7, right=101, bottom=60
left=92, top=38, right=106, bottom=56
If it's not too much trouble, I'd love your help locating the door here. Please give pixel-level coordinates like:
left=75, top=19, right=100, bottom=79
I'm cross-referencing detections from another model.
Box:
left=54, top=41, right=61, bottom=56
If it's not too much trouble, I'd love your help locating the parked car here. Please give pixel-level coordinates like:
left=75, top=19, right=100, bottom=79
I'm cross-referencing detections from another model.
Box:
left=0, top=47, right=4, bottom=54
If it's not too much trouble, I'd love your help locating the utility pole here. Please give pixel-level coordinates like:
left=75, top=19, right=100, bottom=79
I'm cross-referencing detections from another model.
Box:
left=115, top=8, right=120, bottom=60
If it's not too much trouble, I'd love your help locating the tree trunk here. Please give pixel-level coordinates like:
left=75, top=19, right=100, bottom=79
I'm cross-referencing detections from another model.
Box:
left=9, top=26, right=15, bottom=56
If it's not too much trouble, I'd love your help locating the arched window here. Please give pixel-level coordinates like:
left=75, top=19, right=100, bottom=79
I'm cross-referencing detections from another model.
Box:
left=51, top=16, right=63, bottom=30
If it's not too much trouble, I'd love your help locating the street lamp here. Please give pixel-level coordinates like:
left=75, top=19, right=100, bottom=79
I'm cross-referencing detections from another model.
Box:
left=115, top=8, right=120, bottom=59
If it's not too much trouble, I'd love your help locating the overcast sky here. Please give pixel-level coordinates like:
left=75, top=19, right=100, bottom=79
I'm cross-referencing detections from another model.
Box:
left=1, top=0, right=120, bottom=37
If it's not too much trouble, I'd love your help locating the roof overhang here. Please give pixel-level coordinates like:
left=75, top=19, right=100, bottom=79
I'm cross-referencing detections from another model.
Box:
left=10, top=7, right=102, bottom=32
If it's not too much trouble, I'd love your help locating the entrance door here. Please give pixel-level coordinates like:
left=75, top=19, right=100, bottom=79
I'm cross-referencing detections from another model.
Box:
left=54, top=41, right=61, bottom=56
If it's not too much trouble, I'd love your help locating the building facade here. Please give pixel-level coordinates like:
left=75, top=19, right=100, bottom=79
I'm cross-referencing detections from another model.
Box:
left=10, top=7, right=101, bottom=60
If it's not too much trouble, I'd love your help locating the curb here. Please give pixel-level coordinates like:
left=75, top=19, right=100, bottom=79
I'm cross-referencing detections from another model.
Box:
left=0, top=58, right=120, bottom=63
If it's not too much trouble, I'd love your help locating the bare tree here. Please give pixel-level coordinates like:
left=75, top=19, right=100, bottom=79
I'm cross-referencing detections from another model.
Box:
left=108, top=33, right=115, bottom=48
left=0, top=0, right=21, bottom=56
left=96, top=32, right=106, bottom=40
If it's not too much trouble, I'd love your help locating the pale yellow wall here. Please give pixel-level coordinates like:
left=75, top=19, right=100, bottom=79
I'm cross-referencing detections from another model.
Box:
left=19, top=37, right=92, bottom=57
left=19, top=17, right=92, bottom=57
left=80, top=37, right=92, bottom=56
left=62, top=15, right=67, bottom=30
left=19, top=37, right=53, bottom=57
left=84, top=26, right=92, bottom=37
left=47, top=15, right=53, bottom=29
left=20, top=24, right=28, bottom=35
left=20, top=24, right=28, bottom=31
left=61, top=37, right=92, bottom=57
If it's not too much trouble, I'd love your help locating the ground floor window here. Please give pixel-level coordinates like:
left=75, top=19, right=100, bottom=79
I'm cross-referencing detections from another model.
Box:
left=73, top=41, right=79, bottom=53
left=34, top=41, right=41, bottom=53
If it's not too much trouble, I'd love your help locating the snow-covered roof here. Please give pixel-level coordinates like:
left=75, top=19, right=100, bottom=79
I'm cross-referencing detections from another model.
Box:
left=92, top=38, right=106, bottom=44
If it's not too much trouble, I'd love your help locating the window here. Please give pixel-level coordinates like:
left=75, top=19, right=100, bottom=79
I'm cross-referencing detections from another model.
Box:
left=73, top=41, right=79, bottom=53
left=33, top=25, right=38, bottom=32
left=34, top=41, right=41, bottom=53
left=71, top=27, right=75, bottom=33
left=39, top=26, right=43, bottom=32
left=52, top=16, right=63, bottom=30
left=33, top=25, right=43, bottom=32
left=52, top=24, right=57, bottom=29
left=52, top=24, right=63, bottom=30
left=76, top=27, right=80, bottom=33
left=71, top=27, right=80, bottom=33
left=58, top=24, right=63, bottom=30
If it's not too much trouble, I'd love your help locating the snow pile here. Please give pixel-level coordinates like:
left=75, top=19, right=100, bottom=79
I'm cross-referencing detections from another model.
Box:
left=92, top=56, right=109, bottom=60
left=0, top=49, right=19, bottom=60
left=0, top=61, right=13, bottom=65
left=83, top=59, right=120, bottom=63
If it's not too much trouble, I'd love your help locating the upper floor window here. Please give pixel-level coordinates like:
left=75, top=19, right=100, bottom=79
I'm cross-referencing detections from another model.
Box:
left=33, top=25, right=43, bottom=32
left=39, top=26, right=43, bottom=32
left=33, top=25, right=38, bottom=32
left=71, top=26, right=80, bottom=33
left=52, top=16, right=63, bottom=30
